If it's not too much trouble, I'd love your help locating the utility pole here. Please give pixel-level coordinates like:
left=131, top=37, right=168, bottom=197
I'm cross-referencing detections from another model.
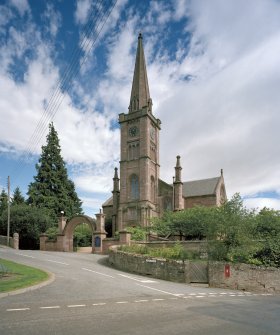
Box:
left=7, top=176, right=10, bottom=247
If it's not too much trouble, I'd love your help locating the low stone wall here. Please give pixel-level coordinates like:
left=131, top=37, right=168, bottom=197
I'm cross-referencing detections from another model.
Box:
left=109, top=246, right=187, bottom=283
left=0, top=234, right=19, bottom=249
left=109, top=247, right=280, bottom=293
left=209, top=262, right=280, bottom=293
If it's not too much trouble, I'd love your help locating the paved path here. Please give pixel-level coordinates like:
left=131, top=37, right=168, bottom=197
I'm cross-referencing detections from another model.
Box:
left=0, top=247, right=279, bottom=335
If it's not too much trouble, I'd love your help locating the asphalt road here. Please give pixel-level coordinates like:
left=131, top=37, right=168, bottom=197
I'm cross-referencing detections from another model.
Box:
left=0, top=247, right=279, bottom=335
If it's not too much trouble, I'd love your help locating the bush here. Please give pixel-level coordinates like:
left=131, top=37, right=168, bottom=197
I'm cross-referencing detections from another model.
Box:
left=119, top=243, right=199, bottom=261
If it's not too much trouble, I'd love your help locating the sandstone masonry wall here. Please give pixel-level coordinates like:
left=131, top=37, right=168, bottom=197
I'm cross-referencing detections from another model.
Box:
left=209, top=261, right=280, bottom=293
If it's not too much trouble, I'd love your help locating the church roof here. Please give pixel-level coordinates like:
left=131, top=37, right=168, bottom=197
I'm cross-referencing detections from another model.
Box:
left=182, top=177, right=221, bottom=198
left=129, top=33, right=151, bottom=113
left=102, top=196, right=113, bottom=207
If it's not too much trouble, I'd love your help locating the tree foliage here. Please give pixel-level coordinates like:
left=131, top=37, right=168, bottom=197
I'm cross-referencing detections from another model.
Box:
left=0, top=204, right=52, bottom=249
left=12, top=187, right=25, bottom=206
left=0, top=189, right=8, bottom=215
left=27, top=123, right=83, bottom=223
left=150, top=194, right=280, bottom=267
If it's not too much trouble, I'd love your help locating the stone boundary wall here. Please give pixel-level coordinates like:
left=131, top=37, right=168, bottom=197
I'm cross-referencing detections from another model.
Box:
left=0, top=234, right=19, bottom=249
left=109, top=247, right=280, bottom=293
left=209, top=261, right=280, bottom=293
left=108, top=246, right=187, bottom=282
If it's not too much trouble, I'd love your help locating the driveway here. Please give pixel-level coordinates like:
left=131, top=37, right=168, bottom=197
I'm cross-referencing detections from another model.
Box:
left=0, top=247, right=279, bottom=335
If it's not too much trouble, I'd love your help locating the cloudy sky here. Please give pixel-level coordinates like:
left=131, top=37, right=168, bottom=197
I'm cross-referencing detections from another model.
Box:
left=0, top=0, right=280, bottom=217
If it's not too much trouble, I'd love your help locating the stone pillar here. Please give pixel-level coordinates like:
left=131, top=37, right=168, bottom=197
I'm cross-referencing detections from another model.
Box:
left=40, top=234, right=48, bottom=251
left=58, top=214, right=67, bottom=234
left=119, top=230, right=131, bottom=245
left=92, top=210, right=107, bottom=254
left=13, top=233, right=19, bottom=250
left=112, top=167, right=120, bottom=236
left=173, top=155, right=184, bottom=210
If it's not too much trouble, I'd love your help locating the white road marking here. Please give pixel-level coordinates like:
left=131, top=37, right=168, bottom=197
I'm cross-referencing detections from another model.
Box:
left=195, top=296, right=205, bottom=298
left=40, top=306, right=60, bottom=309
left=116, top=301, right=129, bottom=304
left=136, top=283, right=183, bottom=297
left=16, top=253, right=35, bottom=258
left=118, top=273, right=156, bottom=283
left=92, top=303, right=106, bottom=306
left=82, top=267, right=115, bottom=278
left=7, top=308, right=30, bottom=311
left=230, top=294, right=236, bottom=296
left=188, top=293, right=197, bottom=296
left=46, top=259, right=69, bottom=265
left=152, top=298, right=165, bottom=301
left=67, top=304, right=86, bottom=308
left=135, top=299, right=148, bottom=303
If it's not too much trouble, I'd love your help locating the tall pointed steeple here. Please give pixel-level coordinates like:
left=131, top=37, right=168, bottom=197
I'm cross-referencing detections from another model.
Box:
left=129, top=33, right=152, bottom=113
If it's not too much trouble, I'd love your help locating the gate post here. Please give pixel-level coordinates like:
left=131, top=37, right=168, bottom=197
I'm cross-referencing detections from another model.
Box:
left=93, top=210, right=107, bottom=254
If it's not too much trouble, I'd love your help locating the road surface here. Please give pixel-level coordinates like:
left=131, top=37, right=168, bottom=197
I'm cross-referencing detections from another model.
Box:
left=0, top=247, right=279, bottom=335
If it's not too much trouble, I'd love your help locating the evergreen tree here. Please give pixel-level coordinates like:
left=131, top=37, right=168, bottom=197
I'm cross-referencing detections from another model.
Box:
left=12, top=186, right=25, bottom=205
left=27, top=123, right=83, bottom=223
left=0, top=189, right=8, bottom=215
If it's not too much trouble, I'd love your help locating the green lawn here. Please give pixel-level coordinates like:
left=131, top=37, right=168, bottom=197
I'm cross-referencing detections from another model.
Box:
left=0, top=258, right=49, bottom=293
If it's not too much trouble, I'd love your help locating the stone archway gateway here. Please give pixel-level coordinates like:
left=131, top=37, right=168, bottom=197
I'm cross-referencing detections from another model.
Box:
left=40, top=211, right=108, bottom=253
left=61, top=215, right=96, bottom=252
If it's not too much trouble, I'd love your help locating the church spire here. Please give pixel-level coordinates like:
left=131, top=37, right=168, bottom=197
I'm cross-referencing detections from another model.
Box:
left=129, top=33, right=152, bottom=113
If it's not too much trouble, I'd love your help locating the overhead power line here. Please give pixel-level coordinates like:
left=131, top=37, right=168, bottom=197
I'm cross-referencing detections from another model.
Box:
left=12, top=0, right=118, bottom=184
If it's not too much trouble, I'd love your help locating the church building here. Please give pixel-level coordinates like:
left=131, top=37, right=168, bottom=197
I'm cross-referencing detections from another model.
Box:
left=102, top=34, right=226, bottom=235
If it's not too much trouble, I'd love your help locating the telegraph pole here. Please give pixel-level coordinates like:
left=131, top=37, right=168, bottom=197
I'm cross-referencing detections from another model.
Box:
left=7, top=176, right=10, bottom=247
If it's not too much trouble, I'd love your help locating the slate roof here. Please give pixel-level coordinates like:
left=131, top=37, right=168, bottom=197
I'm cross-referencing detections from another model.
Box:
left=102, top=196, right=113, bottom=207
left=182, top=177, right=221, bottom=198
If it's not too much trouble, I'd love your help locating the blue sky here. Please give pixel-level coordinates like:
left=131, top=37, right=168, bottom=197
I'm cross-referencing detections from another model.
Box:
left=1, top=0, right=280, bottom=217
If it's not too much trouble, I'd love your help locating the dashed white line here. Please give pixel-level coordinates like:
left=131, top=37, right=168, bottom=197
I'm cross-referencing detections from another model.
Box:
left=118, top=273, right=157, bottom=283
left=152, top=298, right=165, bottom=301
left=7, top=308, right=30, bottom=311
left=92, top=303, right=106, bottom=306
left=116, top=301, right=129, bottom=304
left=67, top=304, right=86, bottom=308
left=136, top=283, right=183, bottom=297
left=82, top=268, right=115, bottom=278
left=135, top=299, right=149, bottom=303
left=46, top=259, right=69, bottom=265
left=16, top=253, right=35, bottom=258
left=40, top=306, right=60, bottom=309
left=195, top=296, right=206, bottom=298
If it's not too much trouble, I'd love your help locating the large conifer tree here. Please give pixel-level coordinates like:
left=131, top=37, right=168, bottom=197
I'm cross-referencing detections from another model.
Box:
left=12, top=186, right=25, bottom=205
left=27, top=123, right=82, bottom=222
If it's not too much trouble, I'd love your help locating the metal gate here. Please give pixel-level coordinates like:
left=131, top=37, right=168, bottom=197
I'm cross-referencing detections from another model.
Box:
left=189, top=261, right=208, bottom=283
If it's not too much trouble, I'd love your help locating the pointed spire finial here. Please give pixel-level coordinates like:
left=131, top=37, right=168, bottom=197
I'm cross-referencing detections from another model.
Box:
left=129, top=34, right=151, bottom=113
left=221, top=168, right=223, bottom=177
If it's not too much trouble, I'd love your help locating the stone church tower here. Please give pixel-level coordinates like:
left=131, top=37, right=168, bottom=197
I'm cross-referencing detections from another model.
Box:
left=103, top=34, right=227, bottom=236
left=115, top=33, right=161, bottom=231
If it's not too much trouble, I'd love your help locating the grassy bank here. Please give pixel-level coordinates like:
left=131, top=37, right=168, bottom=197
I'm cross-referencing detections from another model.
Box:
left=0, top=258, right=49, bottom=293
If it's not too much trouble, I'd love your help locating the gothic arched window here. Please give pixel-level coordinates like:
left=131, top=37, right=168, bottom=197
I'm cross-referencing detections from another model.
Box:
left=130, top=174, right=139, bottom=200
left=151, top=176, right=155, bottom=203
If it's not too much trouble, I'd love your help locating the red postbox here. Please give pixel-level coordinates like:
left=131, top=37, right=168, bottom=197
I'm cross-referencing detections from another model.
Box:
left=225, top=264, right=230, bottom=278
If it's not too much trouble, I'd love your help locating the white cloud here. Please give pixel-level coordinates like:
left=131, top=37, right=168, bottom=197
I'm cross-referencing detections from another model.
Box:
left=75, top=0, right=92, bottom=25
left=10, top=0, right=30, bottom=16
left=244, top=198, right=280, bottom=211
left=43, top=3, right=62, bottom=37
left=1, top=0, right=280, bottom=215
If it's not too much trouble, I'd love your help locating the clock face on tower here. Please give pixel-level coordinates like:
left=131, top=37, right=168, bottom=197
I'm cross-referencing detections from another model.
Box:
left=150, top=126, right=155, bottom=141
left=129, top=126, right=138, bottom=137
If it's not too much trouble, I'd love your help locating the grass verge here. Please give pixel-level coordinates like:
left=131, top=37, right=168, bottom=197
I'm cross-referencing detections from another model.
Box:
left=0, top=258, right=49, bottom=293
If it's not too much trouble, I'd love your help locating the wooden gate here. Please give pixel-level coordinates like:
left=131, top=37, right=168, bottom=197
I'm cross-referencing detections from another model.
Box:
left=189, top=261, right=208, bottom=283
